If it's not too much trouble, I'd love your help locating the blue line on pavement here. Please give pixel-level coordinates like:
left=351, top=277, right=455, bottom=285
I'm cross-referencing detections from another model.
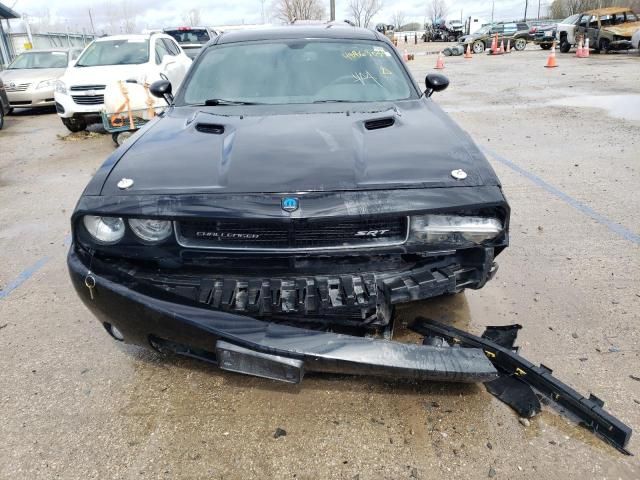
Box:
left=482, top=146, right=640, bottom=245
left=0, top=257, right=51, bottom=300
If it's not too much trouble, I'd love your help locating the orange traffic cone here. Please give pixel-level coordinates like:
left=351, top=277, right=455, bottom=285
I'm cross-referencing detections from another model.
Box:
left=499, top=39, right=505, bottom=53
left=544, top=41, right=558, bottom=68
left=490, top=34, right=497, bottom=53
left=583, top=37, right=590, bottom=57
left=434, top=52, right=445, bottom=69
left=576, top=38, right=584, bottom=57
left=464, top=43, right=472, bottom=58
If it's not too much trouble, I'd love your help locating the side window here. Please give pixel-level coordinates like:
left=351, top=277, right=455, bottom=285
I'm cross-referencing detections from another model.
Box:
left=155, top=39, right=170, bottom=64
left=579, top=15, right=588, bottom=27
left=162, top=38, right=179, bottom=56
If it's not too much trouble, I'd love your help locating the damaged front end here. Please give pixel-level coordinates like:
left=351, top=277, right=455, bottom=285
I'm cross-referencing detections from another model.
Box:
left=70, top=187, right=508, bottom=329
left=68, top=186, right=508, bottom=383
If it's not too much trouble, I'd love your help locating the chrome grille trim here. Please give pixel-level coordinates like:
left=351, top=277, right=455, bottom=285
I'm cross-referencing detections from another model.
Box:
left=71, top=95, right=105, bottom=105
left=174, top=217, right=410, bottom=252
left=5, top=83, right=30, bottom=92
left=69, top=84, right=106, bottom=91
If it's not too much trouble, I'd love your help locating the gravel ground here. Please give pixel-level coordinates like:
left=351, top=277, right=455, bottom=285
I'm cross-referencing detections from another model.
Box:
left=1, top=42, right=639, bottom=479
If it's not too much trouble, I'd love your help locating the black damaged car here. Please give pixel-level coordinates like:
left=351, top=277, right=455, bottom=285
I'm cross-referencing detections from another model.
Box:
left=68, top=25, right=510, bottom=384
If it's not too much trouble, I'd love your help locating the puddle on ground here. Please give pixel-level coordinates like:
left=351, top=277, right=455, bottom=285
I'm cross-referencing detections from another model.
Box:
left=548, top=94, right=640, bottom=122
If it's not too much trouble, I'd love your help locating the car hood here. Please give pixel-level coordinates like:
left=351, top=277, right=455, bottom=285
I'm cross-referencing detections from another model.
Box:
left=460, top=34, right=481, bottom=42
left=98, top=100, right=501, bottom=195
left=61, top=64, right=153, bottom=86
left=0, top=67, right=66, bottom=84
left=602, top=22, right=640, bottom=38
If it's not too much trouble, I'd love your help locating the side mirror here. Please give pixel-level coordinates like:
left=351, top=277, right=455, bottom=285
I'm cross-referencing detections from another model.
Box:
left=150, top=79, right=173, bottom=105
left=425, top=74, right=449, bottom=97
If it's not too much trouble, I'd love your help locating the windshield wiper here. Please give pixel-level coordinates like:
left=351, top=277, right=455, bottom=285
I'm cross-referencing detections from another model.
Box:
left=313, top=99, right=354, bottom=103
left=203, top=99, right=261, bottom=106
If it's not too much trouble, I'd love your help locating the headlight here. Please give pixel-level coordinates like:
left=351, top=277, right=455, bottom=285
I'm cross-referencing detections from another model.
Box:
left=37, top=79, right=56, bottom=89
left=55, top=80, right=67, bottom=94
left=83, top=215, right=125, bottom=244
left=410, top=215, right=502, bottom=246
left=128, top=218, right=172, bottom=243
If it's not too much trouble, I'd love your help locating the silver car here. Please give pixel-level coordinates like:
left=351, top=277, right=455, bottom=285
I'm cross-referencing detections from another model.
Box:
left=0, top=48, right=81, bottom=111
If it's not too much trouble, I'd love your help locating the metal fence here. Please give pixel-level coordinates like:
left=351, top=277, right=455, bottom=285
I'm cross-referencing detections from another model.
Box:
left=0, top=31, right=94, bottom=68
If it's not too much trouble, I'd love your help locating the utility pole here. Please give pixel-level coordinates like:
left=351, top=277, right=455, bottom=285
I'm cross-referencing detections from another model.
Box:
left=537, top=0, right=541, bottom=20
left=330, top=0, right=335, bottom=21
left=88, top=8, right=96, bottom=36
left=491, top=0, right=495, bottom=23
left=524, top=0, right=528, bottom=21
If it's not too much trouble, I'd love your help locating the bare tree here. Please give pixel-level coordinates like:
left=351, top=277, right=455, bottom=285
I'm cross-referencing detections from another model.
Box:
left=391, top=11, right=406, bottom=31
left=348, top=0, right=384, bottom=28
left=427, top=0, right=448, bottom=26
left=182, top=8, right=201, bottom=26
left=272, top=0, right=325, bottom=23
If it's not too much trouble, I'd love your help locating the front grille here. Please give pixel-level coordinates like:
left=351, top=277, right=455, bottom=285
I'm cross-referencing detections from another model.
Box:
left=176, top=217, right=408, bottom=251
left=70, top=84, right=106, bottom=91
left=5, top=83, right=30, bottom=92
left=71, top=94, right=104, bottom=105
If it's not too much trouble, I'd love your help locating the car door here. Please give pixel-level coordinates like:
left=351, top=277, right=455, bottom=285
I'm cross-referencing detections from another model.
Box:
left=503, top=23, right=518, bottom=41
left=575, top=14, right=589, bottom=43
left=489, top=24, right=504, bottom=46
left=587, top=15, right=600, bottom=46
left=153, top=38, right=181, bottom=88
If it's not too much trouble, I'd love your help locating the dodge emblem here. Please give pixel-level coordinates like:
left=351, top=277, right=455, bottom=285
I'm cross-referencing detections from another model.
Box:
left=281, top=197, right=299, bottom=212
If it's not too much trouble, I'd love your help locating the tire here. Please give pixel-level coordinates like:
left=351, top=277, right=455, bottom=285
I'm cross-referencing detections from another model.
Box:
left=0, top=109, right=4, bottom=130
left=540, top=43, right=552, bottom=50
left=514, top=38, right=527, bottom=51
left=7, top=107, right=13, bottom=115
left=559, top=40, right=571, bottom=53
left=443, top=48, right=452, bottom=56
left=113, top=130, right=134, bottom=147
left=599, top=39, right=609, bottom=53
left=61, top=116, right=87, bottom=133
left=472, top=40, right=485, bottom=54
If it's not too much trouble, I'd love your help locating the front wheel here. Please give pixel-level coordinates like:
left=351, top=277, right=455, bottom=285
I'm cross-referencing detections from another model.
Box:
left=472, top=40, right=485, bottom=54
left=61, top=116, right=87, bottom=133
left=514, top=38, right=527, bottom=51
left=599, top=39, right=609, bottom=53
left=559, top=40, right=571, bottom=53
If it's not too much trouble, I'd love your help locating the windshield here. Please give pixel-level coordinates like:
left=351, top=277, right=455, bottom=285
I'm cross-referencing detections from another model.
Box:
left=8, top=51, right=68, bottom=69
left=180, top=40, right=414, bottom=106
left=165, top=29, right=211, bottom=45
left=476, top=25, right=492, bottom=34
left=562, top=14, right=580, bottom=24
left=76, top=39, right=149, bottom=67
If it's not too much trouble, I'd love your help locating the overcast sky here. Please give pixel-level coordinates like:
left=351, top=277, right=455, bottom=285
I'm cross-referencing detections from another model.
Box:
left=10, top=0, right=551, bottom=34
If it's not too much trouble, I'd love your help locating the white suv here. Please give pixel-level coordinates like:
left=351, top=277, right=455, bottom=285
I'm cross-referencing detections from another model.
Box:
left=55, top=33, right=191, bottom=132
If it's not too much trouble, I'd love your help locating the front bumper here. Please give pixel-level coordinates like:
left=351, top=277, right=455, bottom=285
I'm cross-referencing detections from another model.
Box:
left=67, top=248, right=498, bottom=383
left=54, top=91, right=103, bottom=119
left=7, top=87, right=55, bottom=109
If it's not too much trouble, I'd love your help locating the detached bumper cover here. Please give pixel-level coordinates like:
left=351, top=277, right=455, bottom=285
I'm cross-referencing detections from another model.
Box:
left=68, top=249, right=498, bottom=383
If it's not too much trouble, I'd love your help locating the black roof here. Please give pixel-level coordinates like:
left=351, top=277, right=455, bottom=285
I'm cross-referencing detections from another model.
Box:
left=217, top=25, right=380, bottom=44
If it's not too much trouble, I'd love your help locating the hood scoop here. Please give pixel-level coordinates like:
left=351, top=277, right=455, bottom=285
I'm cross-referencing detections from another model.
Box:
left=195, top=123, right=225, bottom=135
left=364, top=117, right=395, bottom=131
